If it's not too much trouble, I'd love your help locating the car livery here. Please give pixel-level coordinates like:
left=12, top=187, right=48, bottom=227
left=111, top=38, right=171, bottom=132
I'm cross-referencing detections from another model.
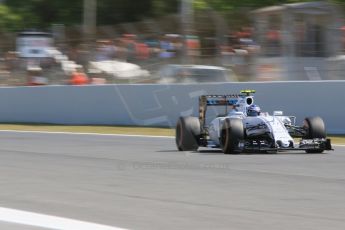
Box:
left=176, top=90, right=332, bottom=154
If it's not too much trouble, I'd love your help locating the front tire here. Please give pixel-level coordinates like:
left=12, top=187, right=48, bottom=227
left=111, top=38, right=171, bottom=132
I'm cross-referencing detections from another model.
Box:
left=221, top=118, right=244, bottom=154
left=303, top=116, right=326, bottom=153
left=175, top=116, right=201, bottom=151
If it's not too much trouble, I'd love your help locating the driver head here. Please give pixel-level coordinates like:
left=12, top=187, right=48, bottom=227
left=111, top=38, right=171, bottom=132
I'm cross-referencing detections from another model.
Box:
left=247, top=104, right=261, bottom=116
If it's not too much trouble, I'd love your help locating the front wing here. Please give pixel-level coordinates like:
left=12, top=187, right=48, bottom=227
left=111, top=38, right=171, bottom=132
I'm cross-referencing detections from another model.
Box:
left=203, top=138, right=333, bottom=152
left=240, top=138, right=333, bottom=152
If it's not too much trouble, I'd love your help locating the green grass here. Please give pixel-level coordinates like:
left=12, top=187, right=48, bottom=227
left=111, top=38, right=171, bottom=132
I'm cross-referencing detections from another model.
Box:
left=326, top=135, right=345, bottom=145
left=0, top=123, right=344, bottom=144
left=0, top=124, right=175, bottom=136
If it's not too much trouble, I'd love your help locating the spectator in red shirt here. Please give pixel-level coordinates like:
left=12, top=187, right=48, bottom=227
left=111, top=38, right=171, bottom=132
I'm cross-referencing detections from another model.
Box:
left=69, top=66, right=89, bottom=85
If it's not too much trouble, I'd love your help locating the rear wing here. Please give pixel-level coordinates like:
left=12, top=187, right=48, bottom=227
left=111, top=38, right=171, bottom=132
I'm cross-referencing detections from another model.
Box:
left=201, top=95, right=240, bottom=106
left=198, top=90, right=256, bottom=128
left=199, top=95, right=240, bottom=128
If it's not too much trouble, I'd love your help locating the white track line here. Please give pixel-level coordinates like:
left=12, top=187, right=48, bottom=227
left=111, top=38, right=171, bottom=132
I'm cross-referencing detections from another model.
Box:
left=0, top=130, right=344, bottom=146
left=0, top=129, right=174, bottom=139
left=0, top=207, right=127, bottom=230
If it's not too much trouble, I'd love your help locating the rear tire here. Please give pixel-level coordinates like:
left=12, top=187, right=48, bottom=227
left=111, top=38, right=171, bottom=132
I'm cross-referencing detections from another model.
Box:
left=220, top=118, right=244, bottom=154
left=303, top=116, right=326, bottom=153
left=175, top=116, right=201, bottom=151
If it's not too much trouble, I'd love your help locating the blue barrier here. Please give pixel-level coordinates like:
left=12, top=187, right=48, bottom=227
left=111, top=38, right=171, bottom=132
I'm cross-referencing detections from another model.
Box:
left=0, top=81, right=344, bottom=133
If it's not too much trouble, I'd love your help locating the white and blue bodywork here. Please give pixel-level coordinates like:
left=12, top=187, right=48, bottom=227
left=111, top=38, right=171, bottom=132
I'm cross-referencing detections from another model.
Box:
left=198, top=90, right=331, bottom=152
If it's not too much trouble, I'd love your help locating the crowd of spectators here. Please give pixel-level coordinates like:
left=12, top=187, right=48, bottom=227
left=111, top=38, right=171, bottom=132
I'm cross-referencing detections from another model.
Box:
left=0, top=27, right=260, bottom=86
left=69, top=33, right=189, bottom=66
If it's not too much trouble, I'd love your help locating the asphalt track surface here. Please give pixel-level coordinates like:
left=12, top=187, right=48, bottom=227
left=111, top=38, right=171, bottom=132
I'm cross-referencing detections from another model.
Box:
left=0, top=131, right=345, bottom=230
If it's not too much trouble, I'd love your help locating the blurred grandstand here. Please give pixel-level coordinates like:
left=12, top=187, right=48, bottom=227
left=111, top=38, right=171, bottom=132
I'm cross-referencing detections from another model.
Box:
left=0, top=1, right=345, bottom=85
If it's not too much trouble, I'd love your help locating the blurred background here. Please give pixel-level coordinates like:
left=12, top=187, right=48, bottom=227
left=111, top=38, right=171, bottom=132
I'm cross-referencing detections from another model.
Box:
left=1, top=0, right=345, bottom=86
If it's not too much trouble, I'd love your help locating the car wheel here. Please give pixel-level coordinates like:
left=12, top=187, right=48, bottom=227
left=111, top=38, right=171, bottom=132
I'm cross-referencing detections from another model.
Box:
left=175, top=116, right=201, bottom=151
left=303, top=116, right=326, bottom=153
left=221, top=118, right=244, bottom=154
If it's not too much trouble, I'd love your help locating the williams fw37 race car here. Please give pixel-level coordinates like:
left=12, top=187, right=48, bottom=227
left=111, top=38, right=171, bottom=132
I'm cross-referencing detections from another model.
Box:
left=175, top=90, right=332, bottom=154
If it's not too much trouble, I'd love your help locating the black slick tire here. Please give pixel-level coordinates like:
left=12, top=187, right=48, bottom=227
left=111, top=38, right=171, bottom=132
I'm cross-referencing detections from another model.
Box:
left=303, top=116, right=326, bottom=153
left=175, top=116, right=201, bottom=151
left=220, top=118, right=244, bottom=154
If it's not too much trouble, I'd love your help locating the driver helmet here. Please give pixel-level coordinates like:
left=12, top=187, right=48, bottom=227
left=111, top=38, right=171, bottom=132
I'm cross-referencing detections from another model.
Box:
left=247, top=104, right=261, bottom=116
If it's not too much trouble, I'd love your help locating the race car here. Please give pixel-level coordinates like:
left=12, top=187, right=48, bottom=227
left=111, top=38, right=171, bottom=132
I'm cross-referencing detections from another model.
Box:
left=175, top=90, right=332, bottom=154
